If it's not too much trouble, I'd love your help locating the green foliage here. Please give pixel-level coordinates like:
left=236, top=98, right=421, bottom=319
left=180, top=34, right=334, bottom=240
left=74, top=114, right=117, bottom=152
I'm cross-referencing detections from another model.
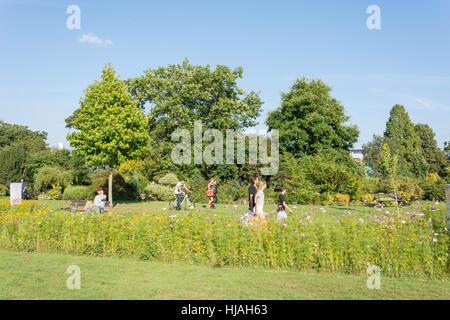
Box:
left=0, top=144, right=28, bottom=186
left=67, top=64, right=149, bottom=169
left=126, top=59, right=263, bottom=178
left=362, top=177, right=381, bottom=194
left=34, top=166, right=72, bottom=192
left=157, top=173, right=178, bottom=186
left=0, top=184, right=8, bottom=196
left=62, top=186, right=96, bottom=201
left=47, top=186, right=63, bottom=200
left=415, top=124, right=448, bottom=177
left=126, top=174, right=149, bottom=199
left=379, top=178, right=423, bottom=203
left=266, top=78, right=359, bottom=157
left=91, top=171, right=137, bottom=200
left=420, top=173, right=446, bottom=201
left=384, top=105, right=428, bottom=178
left=334, top=193, right=350, bottom=206
left=143, top=183, right=173, bottom=201
left=0, top=122, right=47, bottom=149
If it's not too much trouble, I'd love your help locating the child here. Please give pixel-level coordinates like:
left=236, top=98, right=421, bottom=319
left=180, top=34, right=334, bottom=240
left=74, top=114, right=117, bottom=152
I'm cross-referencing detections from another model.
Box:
left=254, top=180, right=267, bottom=222
left=277, top=186, right=293, bottom=223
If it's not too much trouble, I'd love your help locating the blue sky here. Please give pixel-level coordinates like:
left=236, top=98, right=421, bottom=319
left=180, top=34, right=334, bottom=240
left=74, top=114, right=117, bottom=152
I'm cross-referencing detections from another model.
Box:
left=0, top=0, right=449, bottom=149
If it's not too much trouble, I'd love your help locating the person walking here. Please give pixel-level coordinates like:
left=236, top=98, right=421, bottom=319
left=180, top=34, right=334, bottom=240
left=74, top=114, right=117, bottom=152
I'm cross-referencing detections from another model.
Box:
left=207, top=178, right=218, bottom=209
left=206, top=178, right=215, bottom=208
left=277, top=186, right=293, bottom=223
left=254, top=180, right=267, bottom=222
left=248, top=175, right=259, bottom=217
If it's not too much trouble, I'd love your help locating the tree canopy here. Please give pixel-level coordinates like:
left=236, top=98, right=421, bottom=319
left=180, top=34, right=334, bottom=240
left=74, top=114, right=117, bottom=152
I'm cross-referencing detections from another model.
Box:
left=266, top=78, right=359, bottom=157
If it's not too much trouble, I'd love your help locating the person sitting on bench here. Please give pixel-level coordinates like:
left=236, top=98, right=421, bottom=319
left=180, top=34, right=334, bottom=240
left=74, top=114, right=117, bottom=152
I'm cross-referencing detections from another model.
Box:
left=93, top=187, right=107, bottom=214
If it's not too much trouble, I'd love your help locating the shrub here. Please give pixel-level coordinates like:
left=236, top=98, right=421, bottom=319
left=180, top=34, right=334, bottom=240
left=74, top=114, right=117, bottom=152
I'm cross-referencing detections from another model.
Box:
left=91, top=171, right=137, bottom=200
left=421, top=173, right=446, bottom=201
left=126, top=174, right=149, bottom=199
left=34, top=166, right=72, bottom=192
left=0, top=184, right=8, bottom=196
left=144, top=183, right=173, bottom=201
left=334, top=193, right=350, bottom=206
left=362, top=177, right=380, bottom=194
left=62, top=185, right=96, bottom=201
left=158, top=173, right=178, bottom=186
left=47, top=186, right=63, bottom=200
left=379, top=178, right=423, bottom=203
left=320, top=193, right=334, bottom=205
left=362, top=194, right=375, bottom=203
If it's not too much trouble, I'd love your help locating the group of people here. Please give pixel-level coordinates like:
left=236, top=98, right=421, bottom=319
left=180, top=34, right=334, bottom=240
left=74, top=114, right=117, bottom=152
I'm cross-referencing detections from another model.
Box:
left=202, top=174, right=294, bottom=223
left=246, top=175, right=293, bottom=224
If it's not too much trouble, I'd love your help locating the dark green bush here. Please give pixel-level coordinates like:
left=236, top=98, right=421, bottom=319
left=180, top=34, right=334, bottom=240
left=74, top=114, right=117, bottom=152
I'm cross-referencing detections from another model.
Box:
left=91, top=171, right=137, bottom=200
left=62, top=186, right=96, bottom=201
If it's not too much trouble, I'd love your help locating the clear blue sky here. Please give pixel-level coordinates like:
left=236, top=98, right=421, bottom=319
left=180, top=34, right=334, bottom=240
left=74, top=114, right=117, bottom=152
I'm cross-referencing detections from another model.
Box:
left=1, top=0, right=449, bottom=149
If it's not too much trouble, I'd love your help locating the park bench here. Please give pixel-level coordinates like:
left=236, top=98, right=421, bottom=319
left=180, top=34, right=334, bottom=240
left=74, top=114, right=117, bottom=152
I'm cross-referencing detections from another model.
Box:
left=374, top=193, right=403, bottom=206
left=64, top=200, right=88, bottom=212
left=64, top=200, right=117, bottom=213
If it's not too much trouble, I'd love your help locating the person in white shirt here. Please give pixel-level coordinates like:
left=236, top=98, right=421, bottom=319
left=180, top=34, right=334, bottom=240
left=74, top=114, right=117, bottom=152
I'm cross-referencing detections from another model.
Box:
left=174, top=178, right=190, bottom=210
left=93, top=187, right=107, bottom=214
left=255, top=180, right=267, bottom=222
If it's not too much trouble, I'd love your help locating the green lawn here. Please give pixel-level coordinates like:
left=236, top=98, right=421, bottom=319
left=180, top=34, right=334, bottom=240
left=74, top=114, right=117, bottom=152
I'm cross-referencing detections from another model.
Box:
left=0, top=250, right=448, bottom=300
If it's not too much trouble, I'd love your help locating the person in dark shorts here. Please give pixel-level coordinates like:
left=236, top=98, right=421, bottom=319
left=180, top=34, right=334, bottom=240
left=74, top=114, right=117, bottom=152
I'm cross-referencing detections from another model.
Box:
left=277, top=186, right=293, bottom=223
left=248, top=175, right=259, bottom=217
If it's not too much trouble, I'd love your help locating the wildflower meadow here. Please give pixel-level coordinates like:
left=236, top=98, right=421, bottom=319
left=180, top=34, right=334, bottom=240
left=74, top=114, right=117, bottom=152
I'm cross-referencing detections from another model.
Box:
left=1, top=200, right=448, bottom=279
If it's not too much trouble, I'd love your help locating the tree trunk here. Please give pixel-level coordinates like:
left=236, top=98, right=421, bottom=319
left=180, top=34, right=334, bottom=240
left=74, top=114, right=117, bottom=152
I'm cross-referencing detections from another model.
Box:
left=108, top=168, right=113, bottom=207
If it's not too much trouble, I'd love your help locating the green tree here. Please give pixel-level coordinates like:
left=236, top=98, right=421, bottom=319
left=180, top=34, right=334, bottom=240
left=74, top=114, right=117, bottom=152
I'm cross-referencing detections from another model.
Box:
left=415, top=123, right=447, bottom=177
left=266, top=78, right=359, bottom=157
left=379, top=143, right=400, bottom=208
left=66, top=64, right=149, bottom=204
left=125, top=59, right=263, bottom=179
left=0, top=144, right=28, bottom=186
left=0, top=122, right=47, bottom=149
left=384, top=105, right=428, bottom=178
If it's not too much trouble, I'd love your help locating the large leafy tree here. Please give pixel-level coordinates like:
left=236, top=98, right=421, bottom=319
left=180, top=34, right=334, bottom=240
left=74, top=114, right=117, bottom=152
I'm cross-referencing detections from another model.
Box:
left=67, top=64, right=149, bottom=204
left=414, top=123, right=447, bottom=177
left=384, top=105, right=428, bottom=178
left=0, top=122, right=47, bottom=149
left=266, top=78, right=359, bottom=157
left=0, top=122, right=48, bottom=186
left=125, top=59, right=263, bottom=180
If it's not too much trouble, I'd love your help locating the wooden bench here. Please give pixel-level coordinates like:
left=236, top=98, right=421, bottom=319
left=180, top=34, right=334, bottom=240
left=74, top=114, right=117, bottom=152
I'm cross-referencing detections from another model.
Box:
left=63, top=200, right=117, bottom=213
left=374, top=193, right=403, bottom=206
left=63, top=200, right=88, bottom=211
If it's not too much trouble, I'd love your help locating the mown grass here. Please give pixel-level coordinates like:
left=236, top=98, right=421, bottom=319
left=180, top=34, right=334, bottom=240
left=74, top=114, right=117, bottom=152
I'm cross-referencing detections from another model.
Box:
left=0, top=249, right=448, bottom=300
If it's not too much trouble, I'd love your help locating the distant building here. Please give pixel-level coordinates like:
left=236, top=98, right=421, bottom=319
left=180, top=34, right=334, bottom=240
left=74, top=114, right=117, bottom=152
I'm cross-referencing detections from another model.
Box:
left=350, top=149, right=364, bottom=162
left=58, top=142, right=64, bottom=150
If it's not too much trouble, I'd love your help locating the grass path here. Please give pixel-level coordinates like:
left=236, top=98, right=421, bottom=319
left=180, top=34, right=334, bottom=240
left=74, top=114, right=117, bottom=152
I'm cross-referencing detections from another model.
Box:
left=0, top=250, right=448, bottom=300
